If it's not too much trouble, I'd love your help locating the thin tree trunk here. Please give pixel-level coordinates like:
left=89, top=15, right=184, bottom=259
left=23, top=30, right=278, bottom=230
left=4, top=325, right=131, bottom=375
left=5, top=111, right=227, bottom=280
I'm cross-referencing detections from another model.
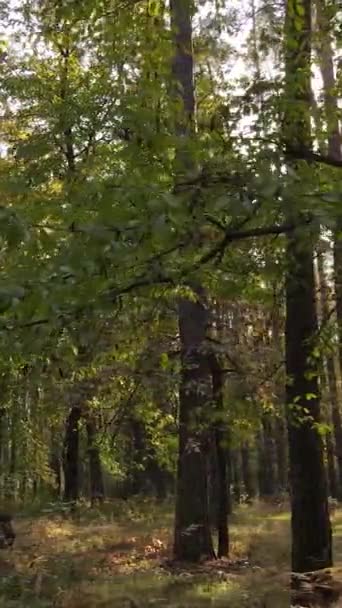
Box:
left=211, top=354, right=229, bottom=558
left=129, top=416, right=146, bottom=495
left=50, top=449, right=62, bottom=498
left=86, top=419, right=104, bottom=505
left=0, top=407, right=5, bottom=499
left=231, top=450, right=241, bottom=505
left=258, top=422, right=276, bottom=499
left=241, top=443, right=255, bottom=502
left=63, top=406, right=81, bottom=502
left=275, top=415, right=288, bottom=493
left=271, top=294, right=288, bottom=493
left=145, top=457, right=170, bottom=500
left=262, top=415, right=276, bottom=497
left=170, top=0, right=215, bottom=562
left=6, top=415, right=16, bottom=500
left=284, top=0, right=332, bottom=572
left=326, top=430, right=338, bottom=499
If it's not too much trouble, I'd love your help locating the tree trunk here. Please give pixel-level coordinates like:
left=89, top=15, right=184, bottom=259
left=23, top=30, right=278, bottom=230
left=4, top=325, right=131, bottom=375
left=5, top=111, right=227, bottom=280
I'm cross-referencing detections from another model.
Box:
left=284, top=0, right=332, bottom=572
left=170, top=0, right=215, bottom=562
left=270, top=293, right=288, bottom=493
left=326, top=430, right=338, bottom=499
left=275, top=415, right=288, bottom=493
left=50, top=452, right=62, bottom=498
left=145, top=458, right=170, bottom=501
left=0, top=407, right=6, bottom=499
left=231, top=450, right=241, bottom=505
left=63, top=406, right=81, bottom=502
left=6, top=415, right=16, bottom=500
left=174, top=292, right=215, bottom=561
left=314, top=0, right=342, bottom=377
left=241, top=443, right=255, bottom=502
left=211, top=354, right=229, bottom=558
left=315, top=0, right=342, bottom=502
left=86, top=419, right=104, bottom=505
left=129, top=416, right=146, bottom=495
left=317, top=247, right=342, bottom=499
left=261, top=415, right=276, bottom=497
left=286, top=238, right=332, bottom=570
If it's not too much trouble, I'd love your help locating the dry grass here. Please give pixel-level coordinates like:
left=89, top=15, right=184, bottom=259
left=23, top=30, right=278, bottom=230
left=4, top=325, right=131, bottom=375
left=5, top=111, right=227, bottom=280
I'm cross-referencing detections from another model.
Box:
left=0, top=498, right=313, bottom=608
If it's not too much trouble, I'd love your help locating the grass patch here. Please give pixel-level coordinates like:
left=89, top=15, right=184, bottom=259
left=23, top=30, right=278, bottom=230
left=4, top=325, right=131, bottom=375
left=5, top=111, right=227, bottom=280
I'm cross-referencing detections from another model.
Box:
left=0, top=499, right=301, bottom=607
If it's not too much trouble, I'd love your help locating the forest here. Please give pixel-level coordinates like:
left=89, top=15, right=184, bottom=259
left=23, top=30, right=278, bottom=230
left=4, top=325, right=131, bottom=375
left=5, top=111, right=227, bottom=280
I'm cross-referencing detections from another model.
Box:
left=0, top=0, right=341, bottom=606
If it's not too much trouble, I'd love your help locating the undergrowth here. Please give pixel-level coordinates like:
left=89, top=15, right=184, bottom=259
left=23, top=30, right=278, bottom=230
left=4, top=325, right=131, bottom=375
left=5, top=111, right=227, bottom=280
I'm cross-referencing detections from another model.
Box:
left=0, top=498, right=324, bottom=608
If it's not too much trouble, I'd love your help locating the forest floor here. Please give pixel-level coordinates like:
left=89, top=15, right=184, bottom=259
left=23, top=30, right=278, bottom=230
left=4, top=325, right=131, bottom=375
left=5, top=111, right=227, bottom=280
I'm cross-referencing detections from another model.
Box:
left=0, top=499, right=341, bottom=608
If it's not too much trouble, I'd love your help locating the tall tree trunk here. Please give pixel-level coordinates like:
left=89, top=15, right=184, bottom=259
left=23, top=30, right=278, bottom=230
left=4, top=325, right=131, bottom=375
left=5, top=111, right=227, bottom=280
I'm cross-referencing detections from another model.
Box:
left=63, top=406, right=81, bottom=502
left=317, top=247, right=342, bottom=499
left=284, top=0, right=332, bottom=572
left=270, top=299, right=288, bottom=493
left=314, top=0, right=342, bottom=374
left=58, top=33, right=80, bottom=505
left=315, top=0, right=342, bottom=502
left=170, top=0, right=215, bottom=561
left=329, top=364, right=342, bottom=499
left=86, top=419, right=104, bottom=505
left=174, top=292, right=215, bottom=561
left=211, top=354, right=229, bottom=558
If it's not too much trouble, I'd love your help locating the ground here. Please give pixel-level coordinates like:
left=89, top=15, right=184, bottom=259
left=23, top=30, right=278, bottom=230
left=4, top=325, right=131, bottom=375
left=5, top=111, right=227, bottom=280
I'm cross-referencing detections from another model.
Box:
left=0, top=499, right=340, bottom=607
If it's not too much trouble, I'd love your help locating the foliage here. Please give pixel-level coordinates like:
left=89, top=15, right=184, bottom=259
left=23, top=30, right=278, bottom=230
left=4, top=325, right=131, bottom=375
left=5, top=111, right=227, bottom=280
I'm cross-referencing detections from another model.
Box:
left=0, top=0, right=339, bottom=506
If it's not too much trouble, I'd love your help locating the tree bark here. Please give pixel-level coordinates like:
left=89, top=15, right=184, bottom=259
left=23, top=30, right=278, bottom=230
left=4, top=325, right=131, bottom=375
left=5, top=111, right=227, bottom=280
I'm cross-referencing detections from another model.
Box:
left=211, top=354, right=229, bottom=558
left=317, top=247, right=342, bottom=499
left=314, top=0, right=342, bottom=375
left=284, top=0, right=332, bottom=572
left=170, top=0, right=215, bottom=561
left=286, top=237, right=332, bottom=570
left=173, top=291, right=215, bottom=561
left=63, top=406, right=81, bottom=502
left=315, top=0, right=342, bottom=502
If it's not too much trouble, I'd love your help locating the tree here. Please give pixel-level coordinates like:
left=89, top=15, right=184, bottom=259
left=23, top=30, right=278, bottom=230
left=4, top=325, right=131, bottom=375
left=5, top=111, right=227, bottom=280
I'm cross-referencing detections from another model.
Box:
left=316, top=244, right=342, bottom=500
left=170, top=0, right=215, bottom=562
left=210, top=352, right=229, bottom=557
left=284, top=0, right=332, bottom=572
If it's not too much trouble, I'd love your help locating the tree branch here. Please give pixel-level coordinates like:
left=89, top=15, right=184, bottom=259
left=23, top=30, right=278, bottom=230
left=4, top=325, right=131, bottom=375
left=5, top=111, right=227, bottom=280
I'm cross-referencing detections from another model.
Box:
left=285, top=146, right=342, bottom=168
